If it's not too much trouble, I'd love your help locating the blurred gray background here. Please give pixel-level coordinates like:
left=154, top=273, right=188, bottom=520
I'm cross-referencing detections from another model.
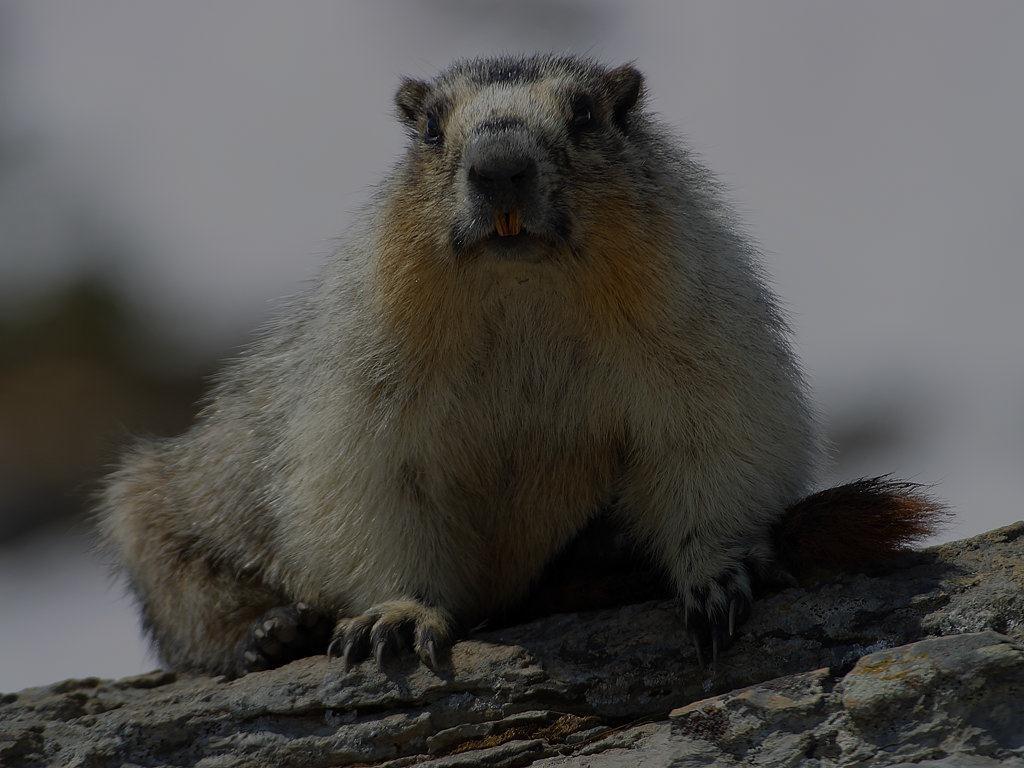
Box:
left=1, top=1, right=1022, bottom=691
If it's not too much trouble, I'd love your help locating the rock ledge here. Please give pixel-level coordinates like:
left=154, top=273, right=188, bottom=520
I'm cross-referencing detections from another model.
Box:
left=2, top=523, right=1023, bottom=767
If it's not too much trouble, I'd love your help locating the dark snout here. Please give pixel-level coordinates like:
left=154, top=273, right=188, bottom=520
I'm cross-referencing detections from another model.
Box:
left=453, top=122, right=568, bottom=251
left=467, top=146, right=537, bottom=211
left=465, top=130, right=541, bottom=234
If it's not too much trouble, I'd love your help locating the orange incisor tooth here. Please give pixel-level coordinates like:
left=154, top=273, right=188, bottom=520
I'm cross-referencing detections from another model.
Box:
left=493, top=209, right=522, bottom=237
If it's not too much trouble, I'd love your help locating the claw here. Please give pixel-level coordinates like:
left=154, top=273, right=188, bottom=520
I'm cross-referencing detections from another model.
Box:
left=342, top=640, right=356, bottom=673
left=423, top=638, right=440, bottom=669
left=728, top=599, right=737, bottom=639
left=374, top=638, right=387, bottom=668
left=711, top=630, right=720, bottom=667
left=326, top=637, right=341, bottom=660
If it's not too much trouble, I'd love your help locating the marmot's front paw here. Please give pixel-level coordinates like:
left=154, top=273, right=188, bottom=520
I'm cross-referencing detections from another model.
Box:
left=680, top=562, right=754, bottom=669
left=329, top=599, right=452, bottom=671
left=236, top=602, right=333, bottom=674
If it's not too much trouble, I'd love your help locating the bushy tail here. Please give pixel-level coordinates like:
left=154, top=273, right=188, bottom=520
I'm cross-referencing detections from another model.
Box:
left=774, top=476, right=947, bottom=578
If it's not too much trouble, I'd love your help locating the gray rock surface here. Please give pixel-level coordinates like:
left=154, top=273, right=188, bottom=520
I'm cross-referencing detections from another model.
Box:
left=554, top=631, right=1024, bottom=767
left=2, top=522, right=1023, bottom=767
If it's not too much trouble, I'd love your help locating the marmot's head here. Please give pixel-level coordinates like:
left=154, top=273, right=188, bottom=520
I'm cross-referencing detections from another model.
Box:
left=390, top=55, right=651, bottom=262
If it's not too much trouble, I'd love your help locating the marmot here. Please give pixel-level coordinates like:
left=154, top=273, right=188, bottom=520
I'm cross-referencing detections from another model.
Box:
left=98, top=54, right=942, bottom=676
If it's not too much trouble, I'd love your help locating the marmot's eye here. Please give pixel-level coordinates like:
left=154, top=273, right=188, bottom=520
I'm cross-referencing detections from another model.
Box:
left=424, top=112, right=443, bottom=145
left=570, top=95, right=595, bottom=134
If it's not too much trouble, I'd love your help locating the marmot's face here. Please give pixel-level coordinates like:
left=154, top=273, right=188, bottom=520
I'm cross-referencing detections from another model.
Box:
left=393, top=56, right=646, bottom=262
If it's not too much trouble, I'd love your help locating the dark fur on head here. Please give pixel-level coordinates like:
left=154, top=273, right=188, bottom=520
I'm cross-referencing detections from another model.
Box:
left=388, top=55, right=653, bottom=258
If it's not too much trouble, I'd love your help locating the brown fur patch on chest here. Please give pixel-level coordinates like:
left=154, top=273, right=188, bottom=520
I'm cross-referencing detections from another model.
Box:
left=565, top=188, right=676, bottom=340
left=374, top=180, right=477, bottom=370
left=374, top=179, right=675, bottom=365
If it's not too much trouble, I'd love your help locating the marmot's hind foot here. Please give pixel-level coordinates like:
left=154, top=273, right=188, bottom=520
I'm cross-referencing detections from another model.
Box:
left=329, top=599, right=452, bottom=672
left=236, top=603, right=333, bottom=675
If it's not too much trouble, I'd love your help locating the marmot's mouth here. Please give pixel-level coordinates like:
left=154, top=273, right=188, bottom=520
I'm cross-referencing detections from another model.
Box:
left=493, top=208, right=523, bottom=237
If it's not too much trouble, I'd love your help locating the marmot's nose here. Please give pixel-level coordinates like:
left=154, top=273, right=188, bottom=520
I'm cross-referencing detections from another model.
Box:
left=467, top=151, right=538, bottom=210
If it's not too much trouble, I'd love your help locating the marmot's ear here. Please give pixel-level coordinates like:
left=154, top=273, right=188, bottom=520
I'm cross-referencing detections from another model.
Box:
left=395, top=78, right=431, bottom=126
left=605, top=64, right=644, bottom=132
